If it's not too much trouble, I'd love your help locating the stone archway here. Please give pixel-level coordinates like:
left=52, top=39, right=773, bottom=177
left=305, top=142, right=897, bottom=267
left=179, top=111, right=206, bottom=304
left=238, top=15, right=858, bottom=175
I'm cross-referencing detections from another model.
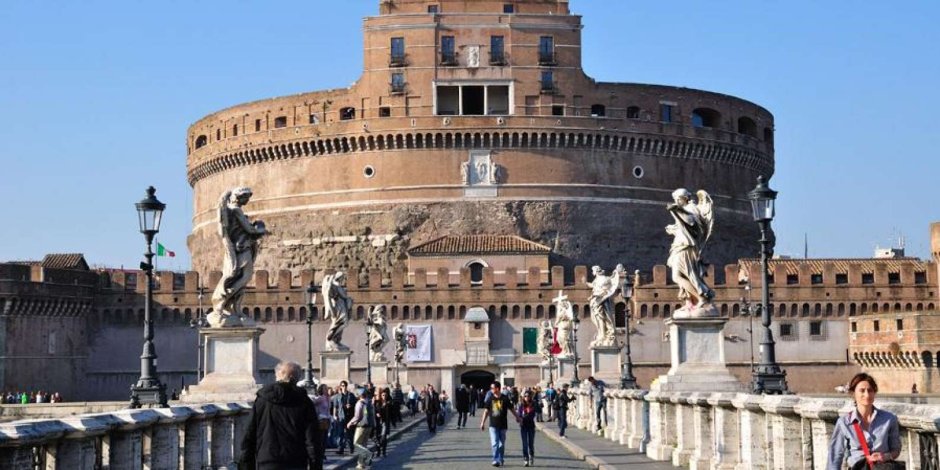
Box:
left=460, top=369, right=497, bottom=392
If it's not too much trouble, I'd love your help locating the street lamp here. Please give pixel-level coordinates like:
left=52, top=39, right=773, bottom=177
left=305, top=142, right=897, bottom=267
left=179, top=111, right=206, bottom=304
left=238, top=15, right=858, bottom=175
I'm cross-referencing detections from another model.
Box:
left=619, top=272, right=638, bottom=389
left=747, top=176, right=788, bottom=394
left=299, top=282, right=319, bottom=390
left=189, top=285, right=207, bottom=383
left=571, top=311, right=581, bottom=386
left=130, top=186, right=169, bottom=408
left=740, top=282, right=756, bottom=374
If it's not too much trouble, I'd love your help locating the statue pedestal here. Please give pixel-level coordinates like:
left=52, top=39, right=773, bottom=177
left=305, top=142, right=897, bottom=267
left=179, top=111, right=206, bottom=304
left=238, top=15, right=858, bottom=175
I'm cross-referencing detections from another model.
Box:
left=370, top=361, right=390, bottom=386
left=556, top=356, right=578, bottom=384
left=319, top=350, right=352, bottom=387
left=539, top=361, right=555, bottom=386
left=652, top=317, right=745, bottom=393
left=181, top=327, right=265, bottom=403
left=590, top=345, right=623, bottom=385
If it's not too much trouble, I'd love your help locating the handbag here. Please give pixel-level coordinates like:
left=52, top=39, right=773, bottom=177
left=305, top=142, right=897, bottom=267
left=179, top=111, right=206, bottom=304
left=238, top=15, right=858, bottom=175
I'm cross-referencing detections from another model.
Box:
left=851, top=422, right=906, bottom=470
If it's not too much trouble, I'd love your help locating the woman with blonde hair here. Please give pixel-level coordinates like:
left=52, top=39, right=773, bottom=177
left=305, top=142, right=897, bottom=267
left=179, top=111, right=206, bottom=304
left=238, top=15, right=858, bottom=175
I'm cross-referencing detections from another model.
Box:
left=827, top=373, right=903, bottom=470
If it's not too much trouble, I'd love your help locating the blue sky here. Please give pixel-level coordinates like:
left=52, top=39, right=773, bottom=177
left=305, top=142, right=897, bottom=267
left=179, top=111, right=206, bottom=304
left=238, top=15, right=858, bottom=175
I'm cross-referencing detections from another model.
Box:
left=1, top=1, right=937, bottom=269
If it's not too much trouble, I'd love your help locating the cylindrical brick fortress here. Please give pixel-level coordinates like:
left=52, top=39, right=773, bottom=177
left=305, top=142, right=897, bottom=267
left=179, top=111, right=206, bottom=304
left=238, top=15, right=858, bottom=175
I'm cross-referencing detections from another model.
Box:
left=186, top=0, right=774, bottom=278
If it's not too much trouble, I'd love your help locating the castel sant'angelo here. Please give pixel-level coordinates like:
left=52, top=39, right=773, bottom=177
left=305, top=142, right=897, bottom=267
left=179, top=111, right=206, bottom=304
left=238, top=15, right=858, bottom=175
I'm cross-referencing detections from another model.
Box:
left=2, top=0, right=938, bottom=401
left=185, top=0, right=774, bottom=280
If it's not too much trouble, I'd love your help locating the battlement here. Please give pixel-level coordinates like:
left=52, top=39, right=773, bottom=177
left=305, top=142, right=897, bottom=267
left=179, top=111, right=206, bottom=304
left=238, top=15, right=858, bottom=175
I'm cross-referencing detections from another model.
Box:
left=376, top=0, right=570, bottom=16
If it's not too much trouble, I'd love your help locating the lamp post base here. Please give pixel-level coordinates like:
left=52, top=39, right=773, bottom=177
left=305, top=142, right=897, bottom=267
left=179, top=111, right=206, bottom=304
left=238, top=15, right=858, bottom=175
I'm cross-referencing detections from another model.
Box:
left=620, top=375, right=638, bottom=390
left=752, top=368, right=789, bottom=394
left=130, top=383, right=168, bottom=408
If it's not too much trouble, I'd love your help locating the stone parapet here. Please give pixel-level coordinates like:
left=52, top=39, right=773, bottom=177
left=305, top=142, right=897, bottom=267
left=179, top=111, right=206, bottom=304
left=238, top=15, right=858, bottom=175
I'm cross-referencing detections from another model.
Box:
left=553, top=388, right=940, bottom=469
left=0, top=403, right=250, bottom=470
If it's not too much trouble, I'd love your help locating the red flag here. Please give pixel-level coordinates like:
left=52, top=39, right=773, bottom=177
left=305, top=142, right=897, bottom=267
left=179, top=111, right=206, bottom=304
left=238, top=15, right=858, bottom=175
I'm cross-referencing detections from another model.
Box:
left=550, top=327, right=562, bottom=355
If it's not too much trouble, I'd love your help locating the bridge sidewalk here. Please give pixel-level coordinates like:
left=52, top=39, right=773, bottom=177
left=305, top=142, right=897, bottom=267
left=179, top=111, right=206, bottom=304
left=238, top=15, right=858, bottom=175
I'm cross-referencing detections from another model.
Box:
left=536, top=422, right=673, bottom=470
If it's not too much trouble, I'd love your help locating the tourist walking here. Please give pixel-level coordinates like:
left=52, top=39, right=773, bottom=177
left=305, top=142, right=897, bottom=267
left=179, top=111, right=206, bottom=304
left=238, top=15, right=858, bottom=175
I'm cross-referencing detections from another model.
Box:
left=407, top=386, right=419, bottom=416
left=480, top=381, right=519, bottom=467
left=346, top=388, right=376, bottom=470
left=554, top=384, right=571, bottom=437
left=587, top=376, right=607, bottom=431
left=827, top=373, right=902, bottom=470
left=455, top=384, right=470, bottom=429
left=423, top=384, right=442, bottom=433
left=469, top=385, right=479, bottom=416
left=313, top=383, right=332, bottom=460
left=517, top=390, right=538, bottom=467
left=543, top=383, right=556, bottom=421
left=239, top=362, right=322, bottom=470
left=391, top=383, right=405, bottom=426
left=331, top=381, right=357, bottom=455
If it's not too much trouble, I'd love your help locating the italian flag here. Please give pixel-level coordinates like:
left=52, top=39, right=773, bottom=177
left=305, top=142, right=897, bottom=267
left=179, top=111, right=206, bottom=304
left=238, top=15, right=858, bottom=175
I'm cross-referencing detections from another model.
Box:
left=156, top=243, right=175, bottom=257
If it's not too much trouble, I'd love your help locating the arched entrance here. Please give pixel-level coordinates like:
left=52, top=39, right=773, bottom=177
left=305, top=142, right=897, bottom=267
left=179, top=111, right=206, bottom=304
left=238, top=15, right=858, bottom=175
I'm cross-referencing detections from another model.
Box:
left=460, top=370, right=497, bottom=391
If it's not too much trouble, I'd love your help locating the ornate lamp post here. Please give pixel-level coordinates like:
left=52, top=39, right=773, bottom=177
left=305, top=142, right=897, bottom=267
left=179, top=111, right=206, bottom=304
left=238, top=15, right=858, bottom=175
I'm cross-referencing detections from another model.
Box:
left=748, top=176, right=789, bottom=394
left=130, top=186, right=169, bottom=408
left=571, top=312, right=581, bottom=386
left=365, top=311, right=374, bottom=386
left=299, top=282, right=319, bottom=390
left=740, top=282, right=756, bottom=373
left=619, top=272, right=638, bottom=389
left=189, top=285, right=207, bottom=382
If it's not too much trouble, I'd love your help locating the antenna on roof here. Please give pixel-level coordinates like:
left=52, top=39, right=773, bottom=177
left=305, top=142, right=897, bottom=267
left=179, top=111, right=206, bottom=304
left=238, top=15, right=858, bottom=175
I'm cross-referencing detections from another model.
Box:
left=803, top=233, right=808, bottom=259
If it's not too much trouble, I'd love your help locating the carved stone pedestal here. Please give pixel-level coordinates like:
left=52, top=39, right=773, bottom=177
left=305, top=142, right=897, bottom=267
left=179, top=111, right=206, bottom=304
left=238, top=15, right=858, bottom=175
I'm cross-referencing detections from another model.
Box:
left=539, top=361, right=555, bottom=386
left=652, top=317, right=745, bottom=393
left=371, top=361, right=390, bottom=386
left=555, top=356, right=578, bottom=384
left=319, top=350, right=352, bottom=387
left=181, top=327, right=265, bottom=403
left=590, top=345, right=622, bottom=384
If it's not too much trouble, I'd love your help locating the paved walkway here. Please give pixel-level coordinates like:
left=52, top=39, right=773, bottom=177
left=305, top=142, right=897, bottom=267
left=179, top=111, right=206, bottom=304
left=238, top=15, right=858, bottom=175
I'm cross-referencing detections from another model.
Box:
left=536, top=421, right=674, bottom=470
left=356, top=413, right=592, bottom=469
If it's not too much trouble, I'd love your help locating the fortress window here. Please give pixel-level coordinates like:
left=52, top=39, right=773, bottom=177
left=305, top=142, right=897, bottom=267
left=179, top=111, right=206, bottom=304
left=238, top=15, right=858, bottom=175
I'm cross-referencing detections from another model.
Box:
left=691, top=108, right=721, bottom=128
left=851, top=321, right=857, bottom=332
left=915, top=271, right=927, bottom=284
left=232, top=124, right=238, bottom=136
left=216, top=129, right=221, bottom=140
left=194, top=135, right=207, bottom=149
left=887, top=272, right=900, bottom=284
left=538, top=36, right=555, bottom=65
left=779, top=322, right=795, bottom=339
left=390, top=37, right=406, bottom=67
left=503, top=4, right=514, bottom=14
left=488, top=86, right=510, bottom=115
left=836, top=273, right=848, bottom=284
left=462, top=86, right=485, bottom=115
left=309, top=114, right=319, bottom=124
left=540, top=71, right=554, bottom=93
left=786, top=274, right=798, bottom=285
left=427, top=4, right=438, bottom=13
left=737, top=116, right=758, bottom=137
left=660, top=104, right=674, bottom=123
left=468, top=262, right=485, bottom=284
left=552, top=105, right=564, bottom=116
left=809, top=321, right=823, bottom=337
left=274, top=116, right=287, bottom=128
left=590, top=104, right=606, bottom=117
left=811, top=274, right=823, bottom=285
left=391, top=73, right=406, bottom=94
left=490, top=36, right=506, bottom=65
left=763, top=127, right=773, bottom=143
left=897, top=319, right=904, bottom=330
left=627, top=106, right=640, bottom=119
left=255, top=119, right=262, bottom=132
left=873, top=320, right=880, bottom=332
left=861, top=273, right=874, bottom=285
left=379, top=107, right=391, bottom=118
left=440, top=36, right=457, bottom=65
left=340, top=107, right=356, bottom=120
left=436, top=86, right=459, bottom=115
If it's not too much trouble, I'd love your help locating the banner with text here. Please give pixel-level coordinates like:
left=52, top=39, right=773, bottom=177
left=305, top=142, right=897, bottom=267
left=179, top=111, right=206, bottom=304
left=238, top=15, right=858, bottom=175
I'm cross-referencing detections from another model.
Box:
left=405, top=324, right=432, bottom=362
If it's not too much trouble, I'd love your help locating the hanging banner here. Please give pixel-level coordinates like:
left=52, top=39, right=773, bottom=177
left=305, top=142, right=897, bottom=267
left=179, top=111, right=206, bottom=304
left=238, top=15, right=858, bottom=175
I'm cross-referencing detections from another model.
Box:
left=405, top=324, right=432, bottom=362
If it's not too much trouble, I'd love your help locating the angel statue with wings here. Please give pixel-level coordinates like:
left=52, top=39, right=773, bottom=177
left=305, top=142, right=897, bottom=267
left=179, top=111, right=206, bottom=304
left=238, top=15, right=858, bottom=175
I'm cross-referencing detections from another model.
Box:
left=586, top=265, right=622, bottom=347
left=367, top=305, right=390, bottom=362
left=322, top=272, right=353, bottom=351
left=208, top=187, right=266, bottom=328
left=666, top=188, right=717, bottom=317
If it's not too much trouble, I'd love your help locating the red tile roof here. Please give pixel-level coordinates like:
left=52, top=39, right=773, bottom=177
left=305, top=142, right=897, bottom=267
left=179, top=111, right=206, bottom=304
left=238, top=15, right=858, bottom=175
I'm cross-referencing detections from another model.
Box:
left=738, top=257, right=931, bottom=276
left=408, top=235, right=551, bottom=256
left=40, top=253, right=89, bottom=271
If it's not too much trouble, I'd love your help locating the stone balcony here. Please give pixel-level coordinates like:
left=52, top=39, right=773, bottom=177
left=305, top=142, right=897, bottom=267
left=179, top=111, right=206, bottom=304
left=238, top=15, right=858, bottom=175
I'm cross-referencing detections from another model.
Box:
left=565, top=385, right=940, bottom=469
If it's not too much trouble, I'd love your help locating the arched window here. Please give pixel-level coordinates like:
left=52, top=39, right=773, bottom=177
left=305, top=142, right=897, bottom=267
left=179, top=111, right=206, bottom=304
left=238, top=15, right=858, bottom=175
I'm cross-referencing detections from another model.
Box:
left=737, top=117, right=757, bottom=137
left=590, top=104, right=606, bottom=117
left=691, top=108, right=721, bottom=128
left=195, top=135, right=208, bottom=149
left=467, top=261, right=485, bottom=284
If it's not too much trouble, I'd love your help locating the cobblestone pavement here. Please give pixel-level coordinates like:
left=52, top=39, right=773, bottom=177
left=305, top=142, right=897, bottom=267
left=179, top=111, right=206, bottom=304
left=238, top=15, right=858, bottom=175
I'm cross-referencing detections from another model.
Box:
left=366, top=415, right=592, bottom=469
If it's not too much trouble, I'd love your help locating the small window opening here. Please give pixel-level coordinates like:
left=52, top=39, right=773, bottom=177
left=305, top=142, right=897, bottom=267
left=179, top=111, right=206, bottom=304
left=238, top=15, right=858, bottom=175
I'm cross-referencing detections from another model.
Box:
left=811, top=274, right=823, bottom=285
left=488, top=86, right=510, bottom=115
left=428, top=5, right=439, bottom=13
left=810, top=321, right=823, bottom=337
left=660, top=104, right=673, bottom=123
left=462, top=86, right=485, bottom=115
left=835, top=273, right=848, bottom=285
left=887, top=272, right=901, bottom=285
left=538, top=36, right=555, bottom=64
left=216, top=129, right=221, bottom=140
left=896, top=319, right=903, bottom=331
left=194, top=135, right=207, bottom=149
left=490, top=36, right=506, bottom=65
left=379, top=107, right=391, bottom=118
left=780, top=323, right=793, bottom=337
left=738, top=116, right=758, bottom=137
left=786, top=274, right=799, bottom=285
left=436, top=86, right=459, bottom=115
left=691, top=108, right=721, bottom=128
left=552, top=105, right=564, bottom=116
left=309, top=114, right=319, bottom=124
left=627, top=106, right=640, bottom=119
left=441, top=36, right=457, bottom=65
left=851, top=321, right=857, bottom=333
left=873, top=320, right=880, bottom=331
left=390, top=37, right=406, bottom=66
left=391, top=73, right=406, bottom=93
left=232, top=124, right=238, bottom=136
left=503, top=4, right=514, bottom=14
left=340, top=107, right=356, bottom=121
left=540, top=71, right=554, bottom=93
left=274, top=116, right=287, bottom=128
left=469, top=262, right=485, bottom=284
left=861, top=273, right=874, bottom=285
left=255, top=119, right=262, bottom=132
left=590, top=104, right=606, bottom=117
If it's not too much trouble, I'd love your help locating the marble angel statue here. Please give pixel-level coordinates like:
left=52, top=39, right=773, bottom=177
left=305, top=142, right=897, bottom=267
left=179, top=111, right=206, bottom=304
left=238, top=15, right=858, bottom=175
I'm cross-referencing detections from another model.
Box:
left=666, top=188, right=717, bottom=317
left=368, top=305, right=390, bottom=362
left=322, top=272, right=353, bottom=351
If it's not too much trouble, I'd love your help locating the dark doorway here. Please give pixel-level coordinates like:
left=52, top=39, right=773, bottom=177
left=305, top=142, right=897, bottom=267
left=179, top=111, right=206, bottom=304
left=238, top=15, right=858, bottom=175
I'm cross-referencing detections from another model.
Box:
left=461, top=370, right=497, bottom=391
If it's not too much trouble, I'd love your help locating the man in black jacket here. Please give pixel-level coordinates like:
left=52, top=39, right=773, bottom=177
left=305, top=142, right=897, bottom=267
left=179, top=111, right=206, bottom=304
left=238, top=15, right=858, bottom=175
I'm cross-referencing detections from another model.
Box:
left=240, top=361, right=322, bottom=470
left=454, top=384, right=470, bottom=429
left=423, top=384, right=441, bottom=433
